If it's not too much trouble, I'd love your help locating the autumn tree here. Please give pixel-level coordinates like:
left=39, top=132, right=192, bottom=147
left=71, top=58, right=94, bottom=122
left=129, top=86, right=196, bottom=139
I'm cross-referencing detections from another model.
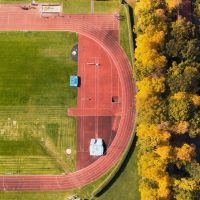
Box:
left=135, top=8, right=167, bottom=34
left=136, top=77, right=167, bottom=123
left=138, top=152, right=169, bottom=182
left=175, top=143, right=196, bottom=162
left=156, top=145, right=172, bottom=159
left=135, top=31, right=167, bottom=78
left=168, top=96, right=193, bottom=122
left=166, top=0, right=182, bottom=10
left=166, top=17, right=200, bottom=62
left=137, top=123, right=171, bottom=153
left=139, top=179, right=158, bottom=200
left=189, top=112, right=200, bottom=138
left=186, top=161, right=200, bottom=183
left=157, top=175, right=171, bottom=199
left=167, top=62, right=200, bottom=94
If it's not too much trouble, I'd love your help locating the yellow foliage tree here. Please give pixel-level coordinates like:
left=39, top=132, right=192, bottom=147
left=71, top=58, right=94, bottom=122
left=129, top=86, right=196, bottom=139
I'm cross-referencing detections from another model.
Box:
left=175, top=143, right=196, bottom=162
left=139, top=180, right=158, bottom=200
left=135, top=31, right=167, bottom=76
left=138, top=152, right=168, bottom=182
left=173, top=121, right=189, bottom=134
left=190, top=94, right=200, bottom=106
left=158, top=175, right=171, bottom=199
left=174, top=178, right=198, bottom=191
left=137, top=76, right=166, bottom=99
left=137, top=124, right=171, bottom=151
left=171, top=92, right=187, bottom=100
left=135, top=0, right=154, bottom=17
left=166, top=0, right=182, bottom=10
left=156, top=145, right=172, bottom=160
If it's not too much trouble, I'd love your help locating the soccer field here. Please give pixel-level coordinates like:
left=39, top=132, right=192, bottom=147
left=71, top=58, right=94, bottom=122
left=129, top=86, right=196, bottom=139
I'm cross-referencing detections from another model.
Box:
left=0, top=31, right=78, bottom=175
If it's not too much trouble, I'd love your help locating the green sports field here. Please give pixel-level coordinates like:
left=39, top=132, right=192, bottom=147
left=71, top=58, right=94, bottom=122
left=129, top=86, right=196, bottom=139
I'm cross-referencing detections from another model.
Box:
left=0, top=31, right=78, bottom=175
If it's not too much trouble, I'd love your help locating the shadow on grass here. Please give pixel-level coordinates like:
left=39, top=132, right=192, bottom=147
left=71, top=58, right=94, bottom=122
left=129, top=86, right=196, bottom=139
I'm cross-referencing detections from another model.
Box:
left=128, top=4, right=137, bottom=49
left=95, top=136, right=137, bottom=198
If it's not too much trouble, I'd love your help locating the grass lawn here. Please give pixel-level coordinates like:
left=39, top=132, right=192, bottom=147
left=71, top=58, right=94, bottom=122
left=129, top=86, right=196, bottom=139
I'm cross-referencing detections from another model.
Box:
left=0, top=31, right=78, bottom=174
left=95, top=140, right=140, bottom=200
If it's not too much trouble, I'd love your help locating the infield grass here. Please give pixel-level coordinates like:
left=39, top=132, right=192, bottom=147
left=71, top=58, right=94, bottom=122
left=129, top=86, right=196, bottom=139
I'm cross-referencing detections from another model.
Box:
left=0, top=31, right=78, bottom=175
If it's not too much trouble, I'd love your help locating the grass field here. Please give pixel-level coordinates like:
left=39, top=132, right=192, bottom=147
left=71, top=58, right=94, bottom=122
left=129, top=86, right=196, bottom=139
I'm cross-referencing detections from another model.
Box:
left=96, top=142, right=140, bottom=200
left=0, top=31, right=78, bottom=174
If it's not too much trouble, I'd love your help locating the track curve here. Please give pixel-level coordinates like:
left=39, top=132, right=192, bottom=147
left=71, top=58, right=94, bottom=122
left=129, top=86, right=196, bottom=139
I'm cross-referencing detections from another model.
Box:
left=0, top=7, right=136, bottom=191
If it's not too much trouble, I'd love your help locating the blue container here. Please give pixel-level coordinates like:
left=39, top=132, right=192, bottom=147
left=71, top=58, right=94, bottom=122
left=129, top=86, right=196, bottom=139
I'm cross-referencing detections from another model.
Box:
left=70, top=75, right=79, bottom=87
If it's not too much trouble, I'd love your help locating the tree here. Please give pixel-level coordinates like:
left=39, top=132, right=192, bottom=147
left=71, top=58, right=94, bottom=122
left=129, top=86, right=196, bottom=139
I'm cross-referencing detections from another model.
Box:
left=156, top=145, right=172, bottom=159
left=138, top=152, right=168, bottom=182
left=173, top=121, right=189, bottom=134
left=137, top=76, right=166, bottom=99
left=167, top=62, right=200, bottom=94
left=139, top=179, right=158, bottom=200
left=137, top=95, right=168, bottom=124
left=136, top=77, right=167, bottom=124
left=135, top=31, right=167, bottom=78
left=174, top=178, right=198, bottom=191
left=137, top=123, right=171, bottom=153
left=190, top=95, right=200, bottom=107
left=189, top=112, right=200, bottom=138
left=157, top=175, right=171, bottom=199
left=194, top=0, right=200, bottom=18
left=174, top=189, right=193, bottom=200
left=166, top=17, right=200, bottom=62
left=166, top=0, right=182, bottom=10
left=135, top=0, right=167, bottom=18
left=135, top=8, right=167, bottom=34
left=168, top=97, right=193, bottom=122
left=175, top=143, right=196, bottom=162
left=186, top=161, right=200, bottom=182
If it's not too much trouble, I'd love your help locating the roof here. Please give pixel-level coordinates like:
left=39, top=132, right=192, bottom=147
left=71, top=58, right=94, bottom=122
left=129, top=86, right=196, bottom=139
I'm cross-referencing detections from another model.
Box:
left=89, top=138, right=104, bottom=156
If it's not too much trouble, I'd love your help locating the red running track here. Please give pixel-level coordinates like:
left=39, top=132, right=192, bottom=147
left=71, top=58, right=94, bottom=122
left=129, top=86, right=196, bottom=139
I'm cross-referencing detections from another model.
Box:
left=0, top=4, right=136, bottom=191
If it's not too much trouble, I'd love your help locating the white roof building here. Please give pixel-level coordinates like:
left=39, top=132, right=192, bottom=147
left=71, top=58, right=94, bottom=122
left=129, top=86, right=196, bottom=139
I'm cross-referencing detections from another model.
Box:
left=89, top=138, right=104, bottom=156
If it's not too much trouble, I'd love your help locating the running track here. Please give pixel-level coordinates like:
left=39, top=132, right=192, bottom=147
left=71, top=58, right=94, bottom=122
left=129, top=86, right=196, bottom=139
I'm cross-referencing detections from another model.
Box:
left=0, top=4, right=136, bottom=191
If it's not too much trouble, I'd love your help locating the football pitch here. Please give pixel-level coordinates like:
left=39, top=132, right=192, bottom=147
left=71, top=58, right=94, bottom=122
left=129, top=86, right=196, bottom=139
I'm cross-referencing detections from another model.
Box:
left=0, top=31, right=78, bottom=175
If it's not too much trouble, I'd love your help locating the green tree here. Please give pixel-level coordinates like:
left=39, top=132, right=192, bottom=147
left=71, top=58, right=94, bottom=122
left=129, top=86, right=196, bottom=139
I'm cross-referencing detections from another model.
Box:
left=135, top=8, right=167, bottom=34
left=167, top=62, right=200, bottom=93
left=186, top=162, right=200, bottom=183
left=166, top=17, right=200, bottom=62
left=168, top=97, right=193, bottom=122
left=137, top=96, right=167, bottom=124
left=189, top=112, right=200, bottom=138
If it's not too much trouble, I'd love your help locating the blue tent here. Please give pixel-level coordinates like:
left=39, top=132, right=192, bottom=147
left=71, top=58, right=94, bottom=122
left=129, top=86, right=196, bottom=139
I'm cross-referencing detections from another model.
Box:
left=70, top=75, right=79, bottom=87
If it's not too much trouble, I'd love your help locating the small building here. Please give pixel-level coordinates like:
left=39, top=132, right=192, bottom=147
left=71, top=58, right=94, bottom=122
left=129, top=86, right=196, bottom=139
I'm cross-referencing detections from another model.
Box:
left=89, top=138, right=104, bottom=156
left=70, top=75, right=79, bottom=87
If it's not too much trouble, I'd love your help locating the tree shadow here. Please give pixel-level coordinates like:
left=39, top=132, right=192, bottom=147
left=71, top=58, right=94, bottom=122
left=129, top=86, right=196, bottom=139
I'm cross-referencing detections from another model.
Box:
left=127, top=4, right=136, bottom=48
